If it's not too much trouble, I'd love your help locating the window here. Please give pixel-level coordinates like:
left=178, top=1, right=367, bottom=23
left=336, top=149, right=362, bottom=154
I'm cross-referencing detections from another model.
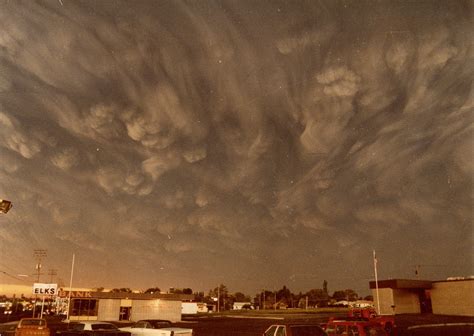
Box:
left=70, top=299, right=98, bottom=316
left=275, top=326, right=286, bottom=336
left=348, top=326, right=359, bottom=336
left=91, top=324, right=117, bottom=331
left=265, top=326, right=278, bottom=336
left=133, top=321, right=147, bottom=328
left=290, top=325, right=326, bottom=336
left=335, top=325, right=347, bottom=335
left=325, top=324, right=336, bottom=334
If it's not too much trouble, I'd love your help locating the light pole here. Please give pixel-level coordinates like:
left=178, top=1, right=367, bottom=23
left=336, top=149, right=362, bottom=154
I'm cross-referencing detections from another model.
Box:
left=33, top=249, right=47, bottom=317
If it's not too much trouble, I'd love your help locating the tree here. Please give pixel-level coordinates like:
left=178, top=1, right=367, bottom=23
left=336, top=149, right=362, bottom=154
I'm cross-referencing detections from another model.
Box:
left=305, top=288, right=329, bottom=307
left=144, top=287, right=161, bottom=294
left=208, top=284, right=229, bottom=311
left=332, top=289, right=358, bottom=302
left=233, top=292, right=250, bottom=303
left=111, top=288, right=132, bottom=293
left=182, top=288, right=193, bottom=295
left=276, top=286, right=292, bottom=306
left=332, top=290, right=347, bottom=302
left=323, top=280, right=328, bottom=295
left=194, top=291, right=205, bottom=302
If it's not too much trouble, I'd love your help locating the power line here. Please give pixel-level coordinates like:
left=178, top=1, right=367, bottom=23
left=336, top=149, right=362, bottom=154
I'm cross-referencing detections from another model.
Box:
left=0, top=270, right=31, bottom=283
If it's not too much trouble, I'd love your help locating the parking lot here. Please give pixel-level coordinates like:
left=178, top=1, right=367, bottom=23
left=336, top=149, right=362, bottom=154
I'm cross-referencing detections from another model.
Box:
left=172, top=312, right=474, bottom=336
left=2, top=312, right=473, bottom=336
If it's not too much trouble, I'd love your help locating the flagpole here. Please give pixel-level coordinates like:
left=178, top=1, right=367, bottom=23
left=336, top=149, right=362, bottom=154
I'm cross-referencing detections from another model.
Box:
left=373, top=250, right=381, bottom=314
left=66, top=253, right=75, bottom=321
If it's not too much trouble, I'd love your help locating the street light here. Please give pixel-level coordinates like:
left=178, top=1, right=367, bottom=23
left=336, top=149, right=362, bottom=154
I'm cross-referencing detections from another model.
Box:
left=0, top=199, right=13, bottom=214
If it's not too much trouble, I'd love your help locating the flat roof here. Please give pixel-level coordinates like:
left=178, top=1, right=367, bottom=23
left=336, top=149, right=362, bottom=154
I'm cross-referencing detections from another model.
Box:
left=369, top=279, right=432, bottom=289
left=58, top=290, right=193, bottom=301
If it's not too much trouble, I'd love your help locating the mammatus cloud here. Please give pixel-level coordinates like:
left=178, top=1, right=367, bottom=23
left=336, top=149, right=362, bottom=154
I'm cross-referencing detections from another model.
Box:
left=0, top=112, right=42, bottom=159
left=0, top=0, right=472, bottom=294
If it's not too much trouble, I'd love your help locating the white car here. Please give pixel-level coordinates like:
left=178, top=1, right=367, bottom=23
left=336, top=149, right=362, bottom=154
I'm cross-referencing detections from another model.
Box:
left=67, top=321, right=121, bottom=331
left=119, top=320, right=193, bottom=336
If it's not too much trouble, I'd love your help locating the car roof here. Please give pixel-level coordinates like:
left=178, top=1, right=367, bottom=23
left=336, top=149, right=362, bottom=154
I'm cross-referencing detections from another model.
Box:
left=76, top=321, right=115, bottom=324
left=328, top=320, right=374, bottom=325
left=270, top=324, right=324, bottom=327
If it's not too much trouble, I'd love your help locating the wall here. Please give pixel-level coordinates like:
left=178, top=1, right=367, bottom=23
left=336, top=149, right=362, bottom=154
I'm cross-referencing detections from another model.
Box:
left=131, top=299, right=182, bottom=322
left=392, top=289, right=420, bottom=314
left=431, top=280, right=474, bottom=316
left=97, top=299, right=121, bottom=321
left=372, top=288, right=394, bottom=315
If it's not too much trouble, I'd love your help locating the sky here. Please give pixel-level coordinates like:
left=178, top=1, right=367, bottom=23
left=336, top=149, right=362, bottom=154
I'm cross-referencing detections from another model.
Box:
left=0, top=0, right=472, bottom=298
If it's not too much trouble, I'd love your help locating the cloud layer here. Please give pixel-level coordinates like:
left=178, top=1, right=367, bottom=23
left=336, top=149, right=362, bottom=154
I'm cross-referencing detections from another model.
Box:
left=0, top=0, right=472, bottom=294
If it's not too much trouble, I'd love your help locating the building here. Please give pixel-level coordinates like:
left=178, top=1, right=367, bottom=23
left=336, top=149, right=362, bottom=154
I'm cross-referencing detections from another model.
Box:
left=181, top=302, right=208, bottom=314
left=369, top=279, right=432, bottom=315
left=430, top=278, right=474, bottom=316
left=370, top=277, right=474, bottom=316
left=59, top=290, right=193, bottom=322
left=232, top=302, right=253, bottom=310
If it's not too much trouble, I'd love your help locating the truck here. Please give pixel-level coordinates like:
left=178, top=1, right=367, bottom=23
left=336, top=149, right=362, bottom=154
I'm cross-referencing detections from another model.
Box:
left=324, top=308, right=396, bottom=336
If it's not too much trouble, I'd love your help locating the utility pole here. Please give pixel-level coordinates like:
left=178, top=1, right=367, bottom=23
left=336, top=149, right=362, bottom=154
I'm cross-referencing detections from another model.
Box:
left=33, top=249, right=47, bottom=317
left=217, top=286, right=220, bottom=313
left=48, top=269, right=57, bottom=314
left=34, top=249, right=47, bottom=282
left=48, top=269, right=57, bottom=283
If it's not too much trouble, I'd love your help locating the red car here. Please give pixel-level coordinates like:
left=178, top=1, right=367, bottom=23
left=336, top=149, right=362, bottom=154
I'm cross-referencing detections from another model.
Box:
left=325, top=320, right=387, bottom=336
left=263, top=323, right=327, bottom=336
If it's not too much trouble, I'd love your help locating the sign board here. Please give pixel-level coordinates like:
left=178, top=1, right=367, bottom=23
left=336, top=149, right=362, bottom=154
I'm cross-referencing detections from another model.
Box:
left=33, top=283, right=58, bottom=295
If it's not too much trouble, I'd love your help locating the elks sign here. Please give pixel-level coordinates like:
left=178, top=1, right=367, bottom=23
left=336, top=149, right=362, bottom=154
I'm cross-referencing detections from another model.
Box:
left=32, top=283, right=58, bottom=295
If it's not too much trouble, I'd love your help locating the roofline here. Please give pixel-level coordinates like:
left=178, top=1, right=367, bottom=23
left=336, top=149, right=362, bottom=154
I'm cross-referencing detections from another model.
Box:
left=369, top=279, right=432, bottom=289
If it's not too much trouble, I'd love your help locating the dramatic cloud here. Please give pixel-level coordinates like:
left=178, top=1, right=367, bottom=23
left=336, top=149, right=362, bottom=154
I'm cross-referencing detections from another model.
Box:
left=0, top=0, right=472, bottom=295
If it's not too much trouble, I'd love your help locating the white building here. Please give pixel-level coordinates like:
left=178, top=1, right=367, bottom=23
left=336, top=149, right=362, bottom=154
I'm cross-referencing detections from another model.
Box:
left=59, top=290, right=193, bottom=322
left=370, top=277, right=474, bottom=316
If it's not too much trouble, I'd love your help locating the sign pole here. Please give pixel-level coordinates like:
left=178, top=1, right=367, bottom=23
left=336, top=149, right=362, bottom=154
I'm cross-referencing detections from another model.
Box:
left=373, top=250, right=381, bottom=315
left=66, top=254, right=75, bottom=320
left=40, top=296, right=45, bottom=318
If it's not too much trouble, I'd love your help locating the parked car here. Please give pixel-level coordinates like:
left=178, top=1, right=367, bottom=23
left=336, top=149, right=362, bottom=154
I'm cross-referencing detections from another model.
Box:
left=324, top=320, right=388, bottom=336
left=13, top=319, right=49, bottom=336
left=263, top=323, right=327, bottom=336
left=119, top=319, right=193, bottom=336
left=347, top=308, right=396, bottom=335
left=57, top=321, right=131, bottom=336
left=0, top=321, right=19, bottom=336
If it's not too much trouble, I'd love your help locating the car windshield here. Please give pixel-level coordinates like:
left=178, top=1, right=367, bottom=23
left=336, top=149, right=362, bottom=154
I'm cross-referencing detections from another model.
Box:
left=20, top=320, right=46, bottom=327
left=91, top=324, right=117, bottom=330
left=150, top=321, right=172, bottom=328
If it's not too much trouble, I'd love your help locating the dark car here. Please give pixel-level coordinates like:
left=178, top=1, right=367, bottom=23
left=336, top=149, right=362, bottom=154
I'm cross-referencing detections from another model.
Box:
left=0, top=321, right=19, bottom=336
left=263, top=323, right=327, bottom=336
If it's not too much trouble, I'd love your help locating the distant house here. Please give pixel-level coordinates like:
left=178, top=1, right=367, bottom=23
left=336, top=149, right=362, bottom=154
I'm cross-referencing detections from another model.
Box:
left=182, top=302, right=208, bottom=314
left=233, top=302, right=253, bottom=310
left=350, top=300, right=374, bottom=308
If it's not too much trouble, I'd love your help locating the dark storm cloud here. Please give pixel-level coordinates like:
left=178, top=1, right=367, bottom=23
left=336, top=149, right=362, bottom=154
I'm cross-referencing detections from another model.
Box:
left=0, top=0, right=472, bottom=293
